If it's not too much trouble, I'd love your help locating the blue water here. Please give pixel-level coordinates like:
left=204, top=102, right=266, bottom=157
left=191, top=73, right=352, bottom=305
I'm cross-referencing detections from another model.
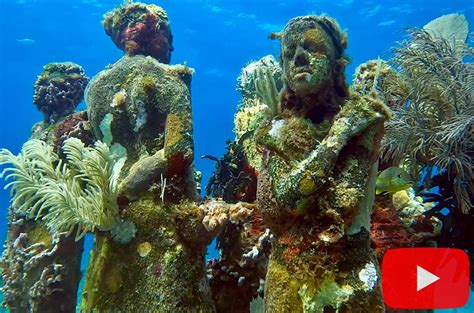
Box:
left=0, top=0, right=472, bottom=311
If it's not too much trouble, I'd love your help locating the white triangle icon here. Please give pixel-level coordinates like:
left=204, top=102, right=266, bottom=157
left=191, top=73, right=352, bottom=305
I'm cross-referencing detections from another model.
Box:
left=417, top=265, right=440, bottom=292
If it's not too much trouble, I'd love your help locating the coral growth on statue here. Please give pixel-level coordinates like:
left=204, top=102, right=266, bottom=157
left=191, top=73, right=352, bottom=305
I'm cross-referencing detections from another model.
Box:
left=251, top=15, right=390, bottom=312
left=1, top=1, right=472, bottom=311
left=103, top=2, right=173, bottom=63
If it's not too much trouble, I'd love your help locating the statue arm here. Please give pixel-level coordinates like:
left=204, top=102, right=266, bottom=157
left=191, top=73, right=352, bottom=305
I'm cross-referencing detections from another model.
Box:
left=163, top=110, right=194, bottom=174
left=119, top=101, right=194, bottom=199
left=272, top=94, right=391, bottom=205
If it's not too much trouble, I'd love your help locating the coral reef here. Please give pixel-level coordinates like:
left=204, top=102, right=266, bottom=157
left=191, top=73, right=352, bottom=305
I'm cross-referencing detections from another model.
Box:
left=2, top=68, right=92, bottom=311
left=51, top=111, right=95, bottom=155
left=207, top=226, right=272, bottom=313
left=5, top=2, right=471, bottom=311
left=368, top=14, right=474, bottom=281
left=103, top=2, right=173, bottom=63
left=380, top=14, right=473, bottom=214
left=30, top=111, right=95, bottom=154
left=371, top=188, right=441, bottom=265
left=421, top=172, right=474, bottom=283
left=33, top=62, right=88, bottom=124
left=200, top=56, right=284, bottom=312
left=0, top=207, right=82, bottom=312
left=371, top=196, right=411, bottom=257
left=1, top=214, right=83, bottom=312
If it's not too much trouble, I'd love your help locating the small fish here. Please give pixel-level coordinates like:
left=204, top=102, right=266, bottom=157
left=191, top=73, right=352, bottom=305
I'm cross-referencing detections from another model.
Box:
left=16, top=38, right=35, bottom=45
left=376, top=166, right=413, bottom=195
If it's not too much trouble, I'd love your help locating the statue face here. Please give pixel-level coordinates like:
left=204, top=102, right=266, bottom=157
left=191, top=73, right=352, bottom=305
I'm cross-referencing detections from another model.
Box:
left=281, top=24, right=336, bottom=96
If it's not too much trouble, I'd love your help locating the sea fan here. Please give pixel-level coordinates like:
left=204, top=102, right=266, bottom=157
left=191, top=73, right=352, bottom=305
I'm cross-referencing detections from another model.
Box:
left=0, top=138, right=131, bottom=241
left=381, top=26, right=473, bottom=213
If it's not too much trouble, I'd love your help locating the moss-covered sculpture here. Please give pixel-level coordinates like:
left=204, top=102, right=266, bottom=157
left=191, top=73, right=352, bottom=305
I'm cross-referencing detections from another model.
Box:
left=81, top=50, right=218, bottom=311
left=0, top=216, right=83, bottom=312
left=250, top=15, right=389, bottom=312
left=33, top=62, right=89, bottom=124
left=103, top=2, right=173, bottom=63
left=86, top=55, right=195, bottom=201
left=1, top=80, right=92, bottom=311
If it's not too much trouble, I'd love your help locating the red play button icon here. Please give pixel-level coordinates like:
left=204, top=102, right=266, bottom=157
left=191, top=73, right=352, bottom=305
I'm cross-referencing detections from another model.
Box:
left=382, top=248, right=470, bottom=309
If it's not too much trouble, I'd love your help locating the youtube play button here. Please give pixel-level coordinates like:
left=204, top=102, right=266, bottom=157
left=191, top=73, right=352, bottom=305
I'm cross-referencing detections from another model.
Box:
left=382, top=248, right=470, bottom=309
left=417, top=265, right=440, bottom=291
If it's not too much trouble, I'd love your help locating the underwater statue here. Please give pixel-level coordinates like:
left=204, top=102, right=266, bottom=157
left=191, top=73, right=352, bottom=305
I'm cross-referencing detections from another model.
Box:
left=0, top=62, right=90, bottom=312
left=102, top=1, right=173, bottom=63
left=79, top=2, right=220, bottom=312
left=2, top=0, right=470, bottom=311
left=351, top=60, right=441, bottom=264
left=250, top=15, right=390, bottom=312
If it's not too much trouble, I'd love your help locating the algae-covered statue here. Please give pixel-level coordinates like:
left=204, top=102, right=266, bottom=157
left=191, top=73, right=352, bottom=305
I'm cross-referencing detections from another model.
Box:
left=254, top=16, right=390, bottom=312
left=0, top=62, right=91, bottom=312
left=80, top=2, right=219, bottom=312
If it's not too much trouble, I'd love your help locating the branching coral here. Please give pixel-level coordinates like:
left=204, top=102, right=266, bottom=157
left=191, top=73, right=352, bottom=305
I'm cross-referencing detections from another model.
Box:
left=380, top=21, right=473, bottom=213
left=0, top=138, right=134, bottom=242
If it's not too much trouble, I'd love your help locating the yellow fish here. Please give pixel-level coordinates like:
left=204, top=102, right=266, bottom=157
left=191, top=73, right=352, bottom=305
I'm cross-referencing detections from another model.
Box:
left=375, top=166, right=413, bottom=195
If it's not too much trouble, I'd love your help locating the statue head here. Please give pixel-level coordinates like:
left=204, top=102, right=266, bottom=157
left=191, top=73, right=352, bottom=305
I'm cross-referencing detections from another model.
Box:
left=279, top=15, right=348, bottom=98
left=103, top=2, right=174, bottom=63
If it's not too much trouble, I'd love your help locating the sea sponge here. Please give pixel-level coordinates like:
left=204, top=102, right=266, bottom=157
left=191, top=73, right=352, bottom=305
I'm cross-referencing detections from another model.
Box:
left=137, top=241, right=152, bottom=257
left=392, top=188, right=439, bottom=229
left=33, top=62, right=88, bottom=123
left=200, top=200, right=255, bottom=232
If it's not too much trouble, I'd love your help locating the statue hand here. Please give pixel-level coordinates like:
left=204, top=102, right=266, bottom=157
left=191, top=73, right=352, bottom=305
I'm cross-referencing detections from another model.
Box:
left=329, top=93, right=391, bottom=144
left=119, top=149, right=168, bottom=200
left=363, top=90, right=392, bottom=120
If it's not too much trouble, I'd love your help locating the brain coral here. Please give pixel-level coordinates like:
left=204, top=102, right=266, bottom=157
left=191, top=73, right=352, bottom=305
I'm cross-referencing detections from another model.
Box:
left=33, top=62, right=88, bottom=124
